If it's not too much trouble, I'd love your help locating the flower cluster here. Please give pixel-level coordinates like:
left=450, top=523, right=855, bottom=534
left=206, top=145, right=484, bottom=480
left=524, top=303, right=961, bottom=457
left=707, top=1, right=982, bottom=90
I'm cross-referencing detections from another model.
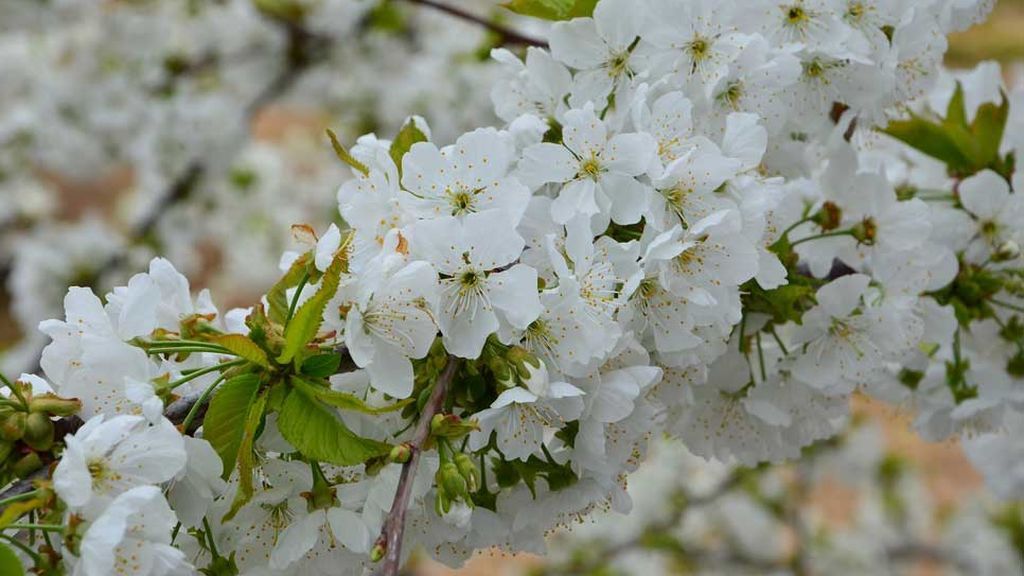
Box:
left=0, top=0, right=1021, bottom=575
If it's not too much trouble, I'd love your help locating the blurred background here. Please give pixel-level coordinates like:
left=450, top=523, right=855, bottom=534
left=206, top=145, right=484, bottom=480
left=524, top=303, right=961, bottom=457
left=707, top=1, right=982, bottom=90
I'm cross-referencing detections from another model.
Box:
left=0, top=1, right=1021, bottom=574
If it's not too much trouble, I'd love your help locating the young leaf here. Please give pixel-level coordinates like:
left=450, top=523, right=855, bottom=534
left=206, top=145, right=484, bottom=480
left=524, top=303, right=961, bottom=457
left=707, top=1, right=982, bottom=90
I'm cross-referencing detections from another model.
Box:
left=277, top=254, right=346, bottom=368
left=883, top=115, right=974, bottom=175
left=276, top=384, right=391, bottom=466
left=211, top=334, right=272, bottom=369
left=502, top=0, right=574, bottom=20
left=0, top=542, right=23, bottom=576
left=292, top=376, right=413, bottom=415
left=568, top=0, right=597, bottom=17
left=326, top=128, right=369, bottom=176
left=203, top=373, right=261, bottom=480
left=224, top=390, right=268, bottom=522
left=300, top=353, right=342, bottom=378
left=268, top=253, right=312, bottom=325
left=390, top=119, right=428, bottom=177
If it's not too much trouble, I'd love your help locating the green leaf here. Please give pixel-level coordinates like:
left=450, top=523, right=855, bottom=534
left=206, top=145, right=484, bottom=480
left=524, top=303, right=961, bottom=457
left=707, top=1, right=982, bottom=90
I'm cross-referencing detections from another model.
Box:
left=212, top=334, right=272, bottom=369
left=292, top=376, right=413, bottom=415
left=944, top=82, right=968, bottom=130
left=390, top=119, right=428, bottom=177
left=267, top=253, right=312, bottom=325
left=883, top=115, right=974, bottom=175
left=502, top=0, right=574, bottom=20
left=567, top=0, right=598, bottom=17
left=326, top=128, right=369, bottom=176
left=276, top=385, right=391, bottom=466
left=277, top=254, right=346, bottom=368
left=224, top=390, right=268, bottom=522
left=300, top=353, right=342, bottom=378
left=972, top=94, right=1010, bottom=172
left=0, top=542, right=23, bottom=576
left=204, top=373, right=261, bottom=480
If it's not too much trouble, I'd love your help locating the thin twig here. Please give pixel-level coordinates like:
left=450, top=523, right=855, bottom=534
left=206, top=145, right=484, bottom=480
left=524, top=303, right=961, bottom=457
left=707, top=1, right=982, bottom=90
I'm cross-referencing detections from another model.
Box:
left=402, top=0, right=547, bottom=47
left=375, top=356, right=461, bottom=576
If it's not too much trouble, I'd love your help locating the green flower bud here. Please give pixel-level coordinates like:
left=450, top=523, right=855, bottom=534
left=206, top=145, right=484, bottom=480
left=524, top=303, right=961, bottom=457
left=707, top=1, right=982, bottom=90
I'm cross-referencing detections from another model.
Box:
left=0, top=440, right=13, bottom=463
left=11, top=451, right=43, bottom=478
left=1, top=411, right=26, bottom=442
left=434, top=482, right=451, bottom=516
left=388, top=443, right=413, bottom=464
left=370, top=542, right=386, bottom=563
left=453, top=453, right=479, bottom=493
left=438, top=462, right=470, bottom=504
left=429, top=414, right=480, bottom=439
left=23, top=412, right=55, bottom=451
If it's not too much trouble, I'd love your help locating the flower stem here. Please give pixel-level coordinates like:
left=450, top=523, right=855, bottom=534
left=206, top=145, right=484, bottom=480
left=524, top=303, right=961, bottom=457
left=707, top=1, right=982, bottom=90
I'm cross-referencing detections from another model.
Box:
left=790, top=230, right=855, bottom=248
left=169, top=359, right=246, bottom=390
left=181, top=375, right=228, bottom=433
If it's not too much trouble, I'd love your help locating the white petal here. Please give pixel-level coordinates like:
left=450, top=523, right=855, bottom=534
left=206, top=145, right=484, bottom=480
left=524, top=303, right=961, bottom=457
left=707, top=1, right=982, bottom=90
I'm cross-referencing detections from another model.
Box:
left=488, top=265, right=541, bottom=330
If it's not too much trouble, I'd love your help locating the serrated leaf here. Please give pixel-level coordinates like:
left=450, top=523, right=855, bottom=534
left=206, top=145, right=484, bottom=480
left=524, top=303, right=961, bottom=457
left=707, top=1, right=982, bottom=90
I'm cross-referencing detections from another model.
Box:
left=502, top=0, right=574, bottom=20
left=268, top=253, right=312, bottom=325
left=326, top=128, right=369, bottom=176
left=276, top=385, right=391, bottom=466
left=292, top=376, right=413, bottom=415
left=390, top=119, right=428, bottom=177
left=224, top=389, right=268, bottom=522
left=276, top=254, right=346, bottom=368
left=0, top=542, right=23, bottom=576
left=300, top=353, right=342, bottom=378
left=204, top=373, right=261, bottom=480
left=212, top=334, right=272, bottom=369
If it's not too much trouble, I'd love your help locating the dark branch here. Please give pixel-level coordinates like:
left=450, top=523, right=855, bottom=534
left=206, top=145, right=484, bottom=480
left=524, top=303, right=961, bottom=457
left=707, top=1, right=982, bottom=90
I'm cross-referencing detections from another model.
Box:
left=402, top=0, right=547, bottom=47
left=375, top=355, right=461, bottom=576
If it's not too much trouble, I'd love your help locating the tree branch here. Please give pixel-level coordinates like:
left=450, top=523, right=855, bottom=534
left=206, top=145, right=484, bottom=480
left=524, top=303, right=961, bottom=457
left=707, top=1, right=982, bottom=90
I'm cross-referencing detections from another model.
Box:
left=402, top=0, right=548, bottom=47
left=374, top=355, right=461, bottom=576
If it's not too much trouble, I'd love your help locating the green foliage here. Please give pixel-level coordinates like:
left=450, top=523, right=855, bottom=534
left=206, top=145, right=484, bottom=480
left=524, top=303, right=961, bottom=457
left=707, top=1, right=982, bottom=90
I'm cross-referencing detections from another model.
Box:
left=291, top=376, right=412, bottom=415
left=267, top=253, right=313, bottom=326
left=490, top=454, right=578, bottom=497
left=390, top=119, right=428, bottom=177
left=300, top=353, right=342, bottom=378
left=883, top=82, right=1014, bottom=180
left=211, top=334, right=272, bottom=370
left=741, top=281, right=818, bottom=326
left=204, top=373, right=262, bottom=481
left=326, top=128, right=370, bottom=176
left=502, top=0, right=595, bottom=20
left=224, top=390, right=268, bottom=521
left=276, top=385, right=391, bottom=466
left=277, top=254, right=346, bottom=368
left=0, top=542, right=23, bottom=576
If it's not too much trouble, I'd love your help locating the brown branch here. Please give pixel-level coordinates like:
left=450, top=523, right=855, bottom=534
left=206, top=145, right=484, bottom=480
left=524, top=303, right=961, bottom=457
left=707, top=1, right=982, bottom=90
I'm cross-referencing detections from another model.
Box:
left=402, top=0, right=547, bottom=47
left=375, top=355, right=461, bottom=576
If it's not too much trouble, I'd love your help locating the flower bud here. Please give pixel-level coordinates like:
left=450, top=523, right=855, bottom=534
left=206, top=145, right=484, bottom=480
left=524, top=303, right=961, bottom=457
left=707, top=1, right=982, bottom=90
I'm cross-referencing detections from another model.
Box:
left=437, top=462, right=470, bottom=505
left=434, top=483, right=452, bottom=516
left=994, top=240, right=1021, bottom=262
left=29, top=394, right=82, bottom=417
left=453, top=453, right=479, bottom=493
left=1, top=411, right=26, bottom=442
left=0, top=440, right=13, bottom=463
left=370, top=542, right=386, bottom=563
left=430, top=414, right=479, bottom=439
left=23, top=412, right=55, bottom=451
left=388, top=443, right=413, bottom=464
left=813, top=201, right=843, bottom=231
left=11, top=451, right=43, bottom=478
left=851, top=217, right=877, bottom=245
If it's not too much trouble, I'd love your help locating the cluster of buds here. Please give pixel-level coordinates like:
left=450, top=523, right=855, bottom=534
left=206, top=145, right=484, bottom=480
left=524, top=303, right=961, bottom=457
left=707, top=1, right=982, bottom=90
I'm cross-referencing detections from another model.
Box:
left=434, top=452, right=480, bottom=516
left=0, top=375, right=81, bottom=483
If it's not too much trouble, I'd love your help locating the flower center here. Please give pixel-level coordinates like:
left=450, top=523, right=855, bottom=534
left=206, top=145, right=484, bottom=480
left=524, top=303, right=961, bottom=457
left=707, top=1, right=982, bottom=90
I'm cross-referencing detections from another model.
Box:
left=718, top=81, right=744, bottom=110
left=579, top=155, right=604, bottom=180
